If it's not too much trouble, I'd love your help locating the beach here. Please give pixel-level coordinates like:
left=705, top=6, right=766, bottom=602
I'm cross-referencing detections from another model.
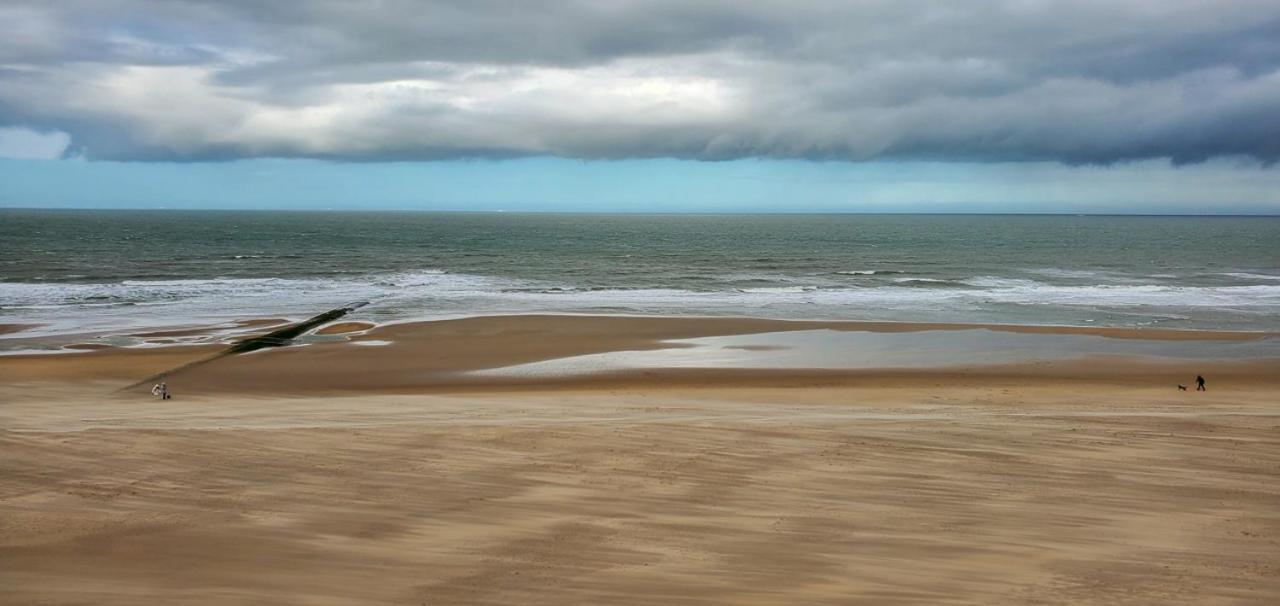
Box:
left=2, top=315, right=1278, bottom=604
left=7, top=0, right=1280, bottom=602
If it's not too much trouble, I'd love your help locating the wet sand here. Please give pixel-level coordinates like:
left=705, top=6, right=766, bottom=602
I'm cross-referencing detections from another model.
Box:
left=2, top=315, right=1278, bottom=604
left=0, top=323, right=40, bottom=336
left=2, top=315, right=1274, bottom=392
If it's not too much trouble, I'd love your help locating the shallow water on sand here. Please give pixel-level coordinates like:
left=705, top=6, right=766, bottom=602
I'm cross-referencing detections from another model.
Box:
left=476, top=329, right=1280, bottom=377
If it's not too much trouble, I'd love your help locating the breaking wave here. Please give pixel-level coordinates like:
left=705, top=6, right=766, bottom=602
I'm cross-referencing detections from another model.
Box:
left=3, top=271, right=1278, bottom=337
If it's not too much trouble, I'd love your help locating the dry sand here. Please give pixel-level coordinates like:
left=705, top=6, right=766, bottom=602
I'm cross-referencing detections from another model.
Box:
left=2, top=315, right=1278, bottom=604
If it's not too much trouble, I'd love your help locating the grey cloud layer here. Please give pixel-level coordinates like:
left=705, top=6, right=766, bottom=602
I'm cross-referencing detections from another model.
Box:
left=2, top=0, right=1279, bottom=162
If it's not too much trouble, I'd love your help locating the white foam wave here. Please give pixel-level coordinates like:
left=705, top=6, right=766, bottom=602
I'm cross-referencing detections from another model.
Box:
left=957, top=277, right=1280, bottom=307
left=834, top=270, right=901, bottom=276
left=488, top=279, right=1280, bottom=312
left=893, top=277, right=951, bottom=284
left=0, top=269, right=506, bottom=335
left=738, top=286, right=820, bottom=294
left=1220, top=272, right=1280, bottom=281
left=1026, top=268, right=1112, bottom=279
left=962, top=276, right=1044, bottom=289
left=4, top=272, right=1279, bottom=338
left=6, top=274, right=1279, bottom=313
left=0, top=270, right=475, bottom=307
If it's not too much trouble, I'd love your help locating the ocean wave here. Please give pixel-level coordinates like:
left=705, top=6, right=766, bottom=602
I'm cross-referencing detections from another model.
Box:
left=1025, top=268, right=1113, bottom=279
left=5, top=273, right=1280, bottom=311
left=444, top=280, right=1280, bottom=310
left=955, top=277, right=1280, bottom=307
left=0, top=269, right=481, bottom=309
left=737, top=286, right=821, bottom=293
left=489, top=280, right=1280, bottom=309
left=713, top=272, right=839, bottom=286
left=834, top=270, right=903, bottom=276
left=500, top=286, right=656, bottom=294
left=962, top=276, right=1043, bottom=289
left=1220, top=272, right=1280, bottom=281
left=892, top=278, right=956, bottom=285
left=4, top=271, right=1278, bottom=337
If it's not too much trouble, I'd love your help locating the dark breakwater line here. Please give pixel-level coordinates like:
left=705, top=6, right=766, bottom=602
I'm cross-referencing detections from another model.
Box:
left=121, top=301, right=369, bottom=391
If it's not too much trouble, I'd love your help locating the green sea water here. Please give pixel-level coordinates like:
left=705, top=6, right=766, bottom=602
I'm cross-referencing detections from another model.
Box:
left=2, top=210, right=1277, bottom=336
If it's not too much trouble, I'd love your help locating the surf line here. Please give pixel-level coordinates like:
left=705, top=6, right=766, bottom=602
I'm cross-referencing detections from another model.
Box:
left=120, top=301, right=371, bottom=391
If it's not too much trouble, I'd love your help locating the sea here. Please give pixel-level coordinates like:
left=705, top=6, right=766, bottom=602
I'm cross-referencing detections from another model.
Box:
left=2, top=210, right=1278, bottom=338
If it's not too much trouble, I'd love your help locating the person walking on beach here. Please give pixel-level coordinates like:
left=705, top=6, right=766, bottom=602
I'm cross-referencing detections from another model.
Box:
left=1196, top=375, right=1206, bottom=391
left=151, top=382, right=171, bottom=399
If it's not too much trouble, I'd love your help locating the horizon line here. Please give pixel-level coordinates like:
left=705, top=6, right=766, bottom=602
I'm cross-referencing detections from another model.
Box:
left=2, top=207, right=1278, bottom=218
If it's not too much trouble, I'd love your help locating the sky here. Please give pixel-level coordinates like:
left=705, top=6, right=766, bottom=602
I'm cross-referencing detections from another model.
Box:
left=2, top=1, right=1279, bottom=213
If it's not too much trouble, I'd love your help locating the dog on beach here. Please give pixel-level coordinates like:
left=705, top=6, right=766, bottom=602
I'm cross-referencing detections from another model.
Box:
left=1177, top=384, right=1188, bottom=391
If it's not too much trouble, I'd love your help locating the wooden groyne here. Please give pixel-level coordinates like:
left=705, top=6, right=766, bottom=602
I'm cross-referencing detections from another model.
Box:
left=122, top=301, right=370, bottom=390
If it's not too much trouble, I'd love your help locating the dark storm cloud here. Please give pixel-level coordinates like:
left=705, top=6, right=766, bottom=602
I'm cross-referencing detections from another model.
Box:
left=2, top=0, right=1279, bottom=163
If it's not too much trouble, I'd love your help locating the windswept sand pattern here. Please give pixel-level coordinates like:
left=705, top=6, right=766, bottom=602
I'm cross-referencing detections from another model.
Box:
left=2, top=386, right=1278, bottom=605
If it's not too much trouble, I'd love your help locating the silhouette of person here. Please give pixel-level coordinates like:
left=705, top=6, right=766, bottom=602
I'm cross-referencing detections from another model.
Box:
left=1195, top=375, right=1206, bottom=391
